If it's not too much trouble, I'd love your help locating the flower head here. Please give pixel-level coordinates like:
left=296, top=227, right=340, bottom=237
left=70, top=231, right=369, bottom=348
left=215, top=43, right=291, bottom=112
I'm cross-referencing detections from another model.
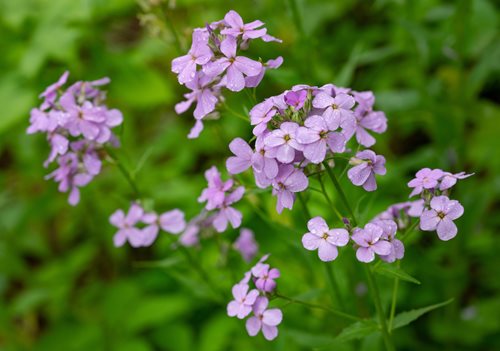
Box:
left=351, top=223, right=392, bottom=263
left=227, top=283, right=259, bottom=319
left=234, top=228, right=259, bottom=262
left=302, top=217, right=349, bottom=261
left=347, top=150, right=386, bottom=191
left=420, top=195, right=464, bottom=241
left=245, top=297, right=283, bottom=341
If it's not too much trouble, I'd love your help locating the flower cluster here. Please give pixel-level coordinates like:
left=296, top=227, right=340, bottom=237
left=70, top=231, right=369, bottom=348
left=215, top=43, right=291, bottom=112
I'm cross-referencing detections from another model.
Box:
left=198, top=166, right=245, bottom=232
left=302, top=216, right=402, bottom=263
left=27, top=71, right=123, bottom=205
left=408, top=168, right=472, bottom=241
left=109, top=203, right=186, bottom=248
left=172, top=10, right=282, bottom=138
left=227, top=84, right=388, bottom=213
left=227, top=255, right=282, bottom=341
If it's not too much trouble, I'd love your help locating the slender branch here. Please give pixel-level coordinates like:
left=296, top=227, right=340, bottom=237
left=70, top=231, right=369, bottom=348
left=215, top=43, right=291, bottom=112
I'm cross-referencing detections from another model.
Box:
left=275, top=293, right=362, bottom=322
left=297, top=192, right=312, bottom=219
left=365, top=266, right=395, bottom=351
left=325, top=263, right=345, bottom=310
left=105, top=146, right=141, bottom=198
left=322, top=161, right=357, bottom=226
left=388, top=261, right=400, bottom=332
left=317, top=174, right=344, bottom=222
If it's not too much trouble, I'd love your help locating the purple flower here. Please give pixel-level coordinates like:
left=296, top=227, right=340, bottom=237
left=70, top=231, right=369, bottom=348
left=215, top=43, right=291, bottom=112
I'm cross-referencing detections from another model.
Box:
left=302, top=217, right=349, bottom=261
left=159, top=209, right=186, bottom=233
left=407, top=168, right=445, bottom=197
left=420, top=195, right=464, bottom=241
left=371, top=219, right=404, bottom=263
left=252, top=133, right=279, bottom=181
left=171, top=30, right=212, bottom=84
left=245, top=297, right=283, bottom=341
left=245, top=57, right=283, bottom=88
left=203, top=36, right=262, bottom=92
left=221, top=10, right=267, bottom=40
left=271, top=165, right=308, bottom=213
left=347, top=150, right=386, bottom=191
left=227, top=283, right=259, bottom=319
left=234, top=228, right=259, bottom=262
left=251, top=263, right=280, bottom=292
left=198, top=166, right=234, bottom=210
left=439, top=171, right=474, bottom=191
left=265, top=122, right=303, bottom=163
left=109, top=204, right=146, bottom=248
left=407, top=199, right=425, bottom=218
left=353, top=109, right=387, bottom=147
left=212, top=186, right=245, bottom=232
left=39, top=71, right=69, bottom=110
left=312, top=92, right=355, bottom=131
left=226, top=138, right=254, bottom=174
left=174, top=73, right=219, bottom=121
left=284, top=90, right=308, bottom=110
left=296, top=115, right=346, bottom=163
left=351, top=223, right=392, bottom=263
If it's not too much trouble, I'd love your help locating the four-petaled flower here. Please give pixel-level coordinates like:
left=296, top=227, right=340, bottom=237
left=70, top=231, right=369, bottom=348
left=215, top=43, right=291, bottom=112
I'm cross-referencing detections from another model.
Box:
left=271, top=165, right=308, bottom=213
left=312, top=92, right=355, bottom=131
left=351, top=223, right=392, bottom=263
left=251, top=262, right=280, bottom=292
left=347, top=150, right=386, bottom=191
left=407, top=168, right=445, bottom=197
left=420, top=195, right=464, bottom=241
left=302, top=216, right=349, bottom=261
left=227, top=283, right=259, bottom=319
left=245, top=297, right=283, bottom=341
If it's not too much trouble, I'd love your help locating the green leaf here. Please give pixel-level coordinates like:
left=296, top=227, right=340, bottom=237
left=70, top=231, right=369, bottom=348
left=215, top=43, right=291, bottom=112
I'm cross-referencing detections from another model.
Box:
left=336, top=320, right=379, bottom=342
left=392, top=299, right=454, bottom=330
left=372, top=263, right=421, bottom=285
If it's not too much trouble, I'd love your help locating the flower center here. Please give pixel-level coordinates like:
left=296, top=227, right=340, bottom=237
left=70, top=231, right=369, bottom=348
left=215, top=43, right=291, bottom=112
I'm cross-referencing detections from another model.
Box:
left=283, top=134, right=291, bottom=142
left=277, top=182, right=285, bottom=189
left=322, top=233, right=329, bottom=240
left=437, top=211, right=446, bottom=219
left=319, top=130, right=328, bottom=139
left=331, top=104, right=338, bottom=109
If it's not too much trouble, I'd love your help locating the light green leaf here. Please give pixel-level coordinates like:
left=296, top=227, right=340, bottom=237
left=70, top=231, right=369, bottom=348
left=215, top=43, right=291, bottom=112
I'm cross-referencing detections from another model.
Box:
left=372, top=263, right=421, bottom=285
left=392, top=299, right=454, bottom=330
left=336, top=320, right=379, bottom=342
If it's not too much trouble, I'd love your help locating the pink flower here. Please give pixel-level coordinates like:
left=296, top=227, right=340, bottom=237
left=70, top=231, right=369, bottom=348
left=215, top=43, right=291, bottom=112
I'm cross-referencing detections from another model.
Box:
left=420, top=195, right=464, bottom=241
left=407, top=168, right=445, bottom=197
left=371, top=219, right=404, bottom=263
left=227, top=283, right=259, bottom=319
left=245, top=297, right=283, bottom=341
left=234, top=228, right=259, bottom=262
left=312, top=92, right=355, bottom=131
left=302, top=217, right=349, bottom=261
left=351, top=223, right=392, bottom=263
left=212, top=186, right=245, bottom=232
left=271, top=165, right=308, bottom=213
left=221, top=10, right=267, bottom=40
left=265, top=122, right=303, bottom=163
left=251, top=263, right=280, bottom=293
left=347, top=150, right=386, bottom=191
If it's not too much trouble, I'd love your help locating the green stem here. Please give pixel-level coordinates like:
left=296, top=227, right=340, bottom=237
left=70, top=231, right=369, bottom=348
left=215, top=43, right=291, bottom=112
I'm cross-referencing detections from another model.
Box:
left=105, top=146, right=141, bottom=198
left=365, top=266, right=395, bottom=351
left=322, top=162, right=357, bottom=226
left=159, top=4, right=183, bottom=54
left=317, top=174, right=344, bottom=222
left=388, top=262, right=400, bottom=332
left=275, top=293, right=362, bottom=322
left=297, top=192, right=311, bottom=219
left=325, top=263, right=345, bottom=310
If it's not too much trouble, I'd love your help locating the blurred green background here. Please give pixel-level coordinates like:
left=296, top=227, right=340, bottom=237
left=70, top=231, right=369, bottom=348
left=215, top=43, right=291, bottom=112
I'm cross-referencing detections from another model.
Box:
left=1, top=0, right=499, bottom=350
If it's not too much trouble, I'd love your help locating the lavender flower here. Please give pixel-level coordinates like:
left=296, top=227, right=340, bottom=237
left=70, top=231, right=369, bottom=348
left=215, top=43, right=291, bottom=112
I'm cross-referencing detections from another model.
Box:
left=351, top=223, right=391, bottom=263
left=347, top=150, right=386, bottom=191
left=265, top=122, right=303, bottom=163
left=296, top=115, right=346, bottom=164
left=284, top=90, right=308, bottom=110
left=302, top=217, right=349, bottom=261
left=312, top=92, right=355, bottom=131
left=212, top=186, right=245, bottom=232
left=234, top=228, right=259, bottom=262
left=420, top=195, right=464, bottom=241
left=271, top=165, right=308, bottom=213
left=251, top=262, right=280, bottom=293
left=227, top=283, right=259, bottom=319
left=371, top=219, right=404, bottom=263
left=221, top=10, right=267, bottom=40
left=109, top=204, right=146, bottom=248
left=245, top=297, right=283, bottom=341
left=407, top=168, right=445, bottom=197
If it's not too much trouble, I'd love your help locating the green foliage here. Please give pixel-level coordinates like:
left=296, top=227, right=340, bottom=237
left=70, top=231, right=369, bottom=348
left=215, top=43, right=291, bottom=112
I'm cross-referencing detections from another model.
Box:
left=1, top=0, right=499, bottom=350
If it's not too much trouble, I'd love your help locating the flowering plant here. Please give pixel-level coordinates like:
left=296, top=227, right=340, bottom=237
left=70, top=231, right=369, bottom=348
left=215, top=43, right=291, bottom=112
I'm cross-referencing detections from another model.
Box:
left=27, top=9, right=474, bottom=350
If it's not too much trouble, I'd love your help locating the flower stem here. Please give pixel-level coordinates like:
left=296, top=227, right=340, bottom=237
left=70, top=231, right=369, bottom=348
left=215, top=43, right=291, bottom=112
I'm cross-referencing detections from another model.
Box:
left=275, top=293, right=362, bottom=322
left=105, top=146, right=141, bottom=199
left=365, top=266, right=396, bottom=351
left=322, top=162, right=357, bottom=226
left=297, top=192, right=312, bottom=219
left=317, top=174, right=344, bottom=222
left=325, top=263, right=345, bottom=310
left=388, top=261, right=400, bottom=332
